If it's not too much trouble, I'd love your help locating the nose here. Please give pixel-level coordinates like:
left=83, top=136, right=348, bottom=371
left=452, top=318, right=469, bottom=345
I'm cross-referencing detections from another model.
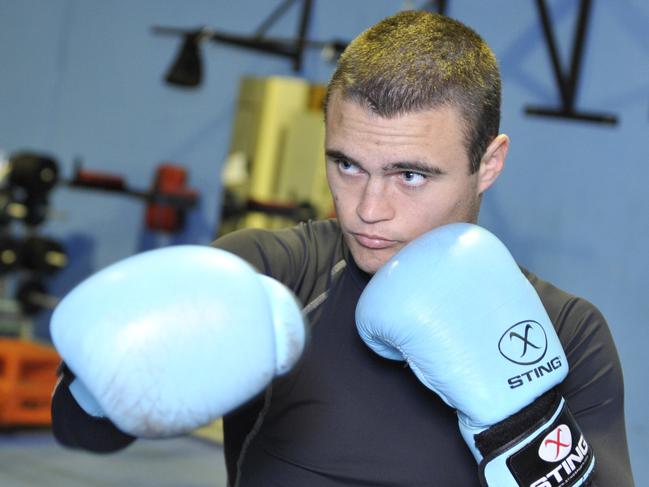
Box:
left=356, top=177, right=394, bottom=223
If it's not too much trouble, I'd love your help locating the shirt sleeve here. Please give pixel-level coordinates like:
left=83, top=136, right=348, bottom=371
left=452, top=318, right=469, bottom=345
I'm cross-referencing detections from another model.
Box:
left=211, top=224, right=314, bottom=484
left=556, top=297, right=634, bottom=486
left=527, top=270, right=635, bottom=487
left=51, top=362, right=136, bottom=453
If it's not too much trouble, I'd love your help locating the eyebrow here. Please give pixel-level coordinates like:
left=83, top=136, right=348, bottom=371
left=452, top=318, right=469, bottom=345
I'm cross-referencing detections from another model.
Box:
left=325, top=149, right=446, bottom=176
left=385, top=161, right=446, bottom=176
left=325, top=149, right=359, bottom=165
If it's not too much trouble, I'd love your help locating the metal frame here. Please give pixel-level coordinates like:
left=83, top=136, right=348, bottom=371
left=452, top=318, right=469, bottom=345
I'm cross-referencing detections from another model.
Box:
left=154, top=0, right=315, bottom=73
left=525, top=0, right=618, bottom=125
left=154, top=0, right=451, bottom=77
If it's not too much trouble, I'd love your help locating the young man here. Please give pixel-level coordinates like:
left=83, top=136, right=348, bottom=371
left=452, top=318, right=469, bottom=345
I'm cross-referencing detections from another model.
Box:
left=52, top=10, right=634, bottom=487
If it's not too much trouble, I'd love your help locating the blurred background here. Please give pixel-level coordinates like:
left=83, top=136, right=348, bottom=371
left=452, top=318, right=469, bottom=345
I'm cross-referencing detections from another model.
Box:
left=0, top=0, right=647, bottom=485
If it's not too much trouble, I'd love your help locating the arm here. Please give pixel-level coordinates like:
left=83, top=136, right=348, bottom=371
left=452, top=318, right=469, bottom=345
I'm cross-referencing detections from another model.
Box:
left=356, top=223, right=603, bottom=486
left=212, top=219, right=344, bottom=484
left=51, top=363, right=136, bottom=453
left=212, top=223, right=314, bottom=484
left=49, top=226, right=288, bottom=453
left=50, top=245, right=305, bottom=456
left=555, top=297, right=635, bottom=486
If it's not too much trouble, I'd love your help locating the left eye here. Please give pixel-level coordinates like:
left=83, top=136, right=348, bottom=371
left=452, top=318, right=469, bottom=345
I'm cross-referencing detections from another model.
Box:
left=400, top=171, right=426, bottom=186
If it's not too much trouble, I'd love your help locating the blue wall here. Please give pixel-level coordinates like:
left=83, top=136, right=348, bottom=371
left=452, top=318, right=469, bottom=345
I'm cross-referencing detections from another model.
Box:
left=1, top=0, right=647, bottom=482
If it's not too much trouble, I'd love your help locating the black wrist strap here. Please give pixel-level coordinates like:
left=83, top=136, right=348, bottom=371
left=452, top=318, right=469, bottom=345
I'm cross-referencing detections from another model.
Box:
left=478, top=397, right=595, bottom=487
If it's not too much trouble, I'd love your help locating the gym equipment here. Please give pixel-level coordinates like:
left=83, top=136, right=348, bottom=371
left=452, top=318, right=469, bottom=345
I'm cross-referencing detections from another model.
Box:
left=0, top=337, right=60, bottom=427
left=0, top=192, right=28, bottom=225
left=0, top=236, right=67, bottom=307
left=15, top=280, right=59, bottom=316
left=0, top=152, right=59, bottom=228
left=3, top=151, right=200, bottom=233
left=0, top=150, right=201, bottom=328
left=0, top=192, right=51, bottom=227
left=218, top=77, right=332, bottom=235
left=20, top=236, right=67, bottom=275
left=68, top=161, right=199, bottom=233
left=221, top=191, right=317, bottom=225
left=525, top=0, right=618, bottom=125
left=6, top=152, right=59, bottom=194
left=0, top=235, right=20, bottom=274
left=156, top=0, right=320, bottom=84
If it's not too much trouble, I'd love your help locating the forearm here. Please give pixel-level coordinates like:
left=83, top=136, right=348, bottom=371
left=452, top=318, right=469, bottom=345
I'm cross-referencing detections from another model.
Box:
left=472, top=389, right=595, bottom=487
left=51, top=363, right=135, bottom=453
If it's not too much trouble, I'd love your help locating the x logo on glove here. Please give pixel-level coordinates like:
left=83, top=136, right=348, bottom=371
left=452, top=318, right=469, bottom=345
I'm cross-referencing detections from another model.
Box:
left=509, top=323, right=541, bottom=357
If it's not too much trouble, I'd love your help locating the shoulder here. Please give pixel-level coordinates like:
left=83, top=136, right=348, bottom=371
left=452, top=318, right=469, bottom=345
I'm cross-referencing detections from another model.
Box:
left=522, top=268, right=610, bottom=351
left=521, top=272, right=634, bottom=485
left=522, top=268, right=623, bottom=406
left=212, top=219, right=344, bottom=303
left=212, top=220, right=340, bottom=269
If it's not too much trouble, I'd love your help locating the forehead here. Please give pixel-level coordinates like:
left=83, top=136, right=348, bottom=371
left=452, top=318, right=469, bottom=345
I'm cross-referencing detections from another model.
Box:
left=325, top=94, right=468, bottom=165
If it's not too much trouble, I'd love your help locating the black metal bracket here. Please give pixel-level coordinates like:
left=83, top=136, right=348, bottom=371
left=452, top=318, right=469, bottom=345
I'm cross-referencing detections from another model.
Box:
left=525, top=0, right=618, bottom=125
left=246, top=0, right=314, bottom=71
left=154, top=0, right=327, bottom=80
left=420, top=0, right=448, bottom=16
left=154, top=0, right=456, bottom=87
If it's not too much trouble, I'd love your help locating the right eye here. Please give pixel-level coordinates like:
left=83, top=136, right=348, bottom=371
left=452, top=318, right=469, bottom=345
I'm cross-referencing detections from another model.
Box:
left=337, top=159, right=361, bottom=175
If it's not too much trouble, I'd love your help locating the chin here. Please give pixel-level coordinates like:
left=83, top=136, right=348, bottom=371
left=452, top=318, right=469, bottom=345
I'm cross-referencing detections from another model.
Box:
left=350, top=247, right=392, bottom=275
left=357, top=261, right=381, bottom=275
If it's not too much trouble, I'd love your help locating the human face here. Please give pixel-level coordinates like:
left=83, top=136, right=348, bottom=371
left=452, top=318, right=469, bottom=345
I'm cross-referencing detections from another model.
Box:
left=325, top=95, right=505, bottom=274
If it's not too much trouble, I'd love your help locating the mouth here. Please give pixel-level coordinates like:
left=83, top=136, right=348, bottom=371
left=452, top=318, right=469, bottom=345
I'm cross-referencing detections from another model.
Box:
left=352, top=233, right=398, bottom=250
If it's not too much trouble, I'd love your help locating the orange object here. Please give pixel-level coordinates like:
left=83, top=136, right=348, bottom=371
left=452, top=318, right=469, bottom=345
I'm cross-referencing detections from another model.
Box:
left=145, top=164, right=198, bottom=233
left=0, top=338, right=60, bottom=427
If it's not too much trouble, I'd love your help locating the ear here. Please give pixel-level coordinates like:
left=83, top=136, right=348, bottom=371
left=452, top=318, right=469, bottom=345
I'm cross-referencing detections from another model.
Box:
left=477, top=134, right=509, bottom=195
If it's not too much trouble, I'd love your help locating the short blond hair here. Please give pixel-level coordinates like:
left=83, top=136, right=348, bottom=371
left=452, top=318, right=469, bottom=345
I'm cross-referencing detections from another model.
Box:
left=325, top=11, right=501, bottom=173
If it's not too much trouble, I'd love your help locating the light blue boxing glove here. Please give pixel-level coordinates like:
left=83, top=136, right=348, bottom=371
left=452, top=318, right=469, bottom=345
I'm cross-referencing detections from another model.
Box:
left=356, top=223, right=595, bottom=487
left=50, top=245, right=305, bottom=438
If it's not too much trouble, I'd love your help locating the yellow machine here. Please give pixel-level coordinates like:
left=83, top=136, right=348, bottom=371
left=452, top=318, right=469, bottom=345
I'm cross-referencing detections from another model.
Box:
left=198, top=75, right=332, bottom=444
left=220, top=75, right=332, bottom=234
